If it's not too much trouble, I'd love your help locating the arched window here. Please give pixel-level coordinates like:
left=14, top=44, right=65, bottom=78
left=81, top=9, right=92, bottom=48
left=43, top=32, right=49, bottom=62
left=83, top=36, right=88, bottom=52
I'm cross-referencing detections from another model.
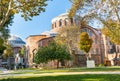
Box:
left=70, top=18, right=73, bottom=25
left=82, top=28, right=87, bottom=32
left=59, top=19, right=62, bottom=27
left=32, top=49, right=37, bottom=62
left=89, top=30, right=93, bottom=36
left=96, top=48, right=99, bottom=54
left=54, top=22, right=56, bottom=28
left=94, top=38, right=97, bottom=44
left=52, top=24, right=54, bottom=29
left=64, top=19, right=67, bottom=26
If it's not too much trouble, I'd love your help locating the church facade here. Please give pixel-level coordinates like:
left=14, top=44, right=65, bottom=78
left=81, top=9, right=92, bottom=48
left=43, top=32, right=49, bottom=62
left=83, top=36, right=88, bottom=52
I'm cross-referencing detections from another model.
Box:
left=26, top=13, right=120, bottom=67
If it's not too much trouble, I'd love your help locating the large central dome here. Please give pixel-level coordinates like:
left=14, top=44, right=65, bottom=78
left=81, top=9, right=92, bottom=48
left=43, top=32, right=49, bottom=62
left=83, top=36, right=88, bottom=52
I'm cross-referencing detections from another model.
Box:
left=51, top=13, right=69, bottom=23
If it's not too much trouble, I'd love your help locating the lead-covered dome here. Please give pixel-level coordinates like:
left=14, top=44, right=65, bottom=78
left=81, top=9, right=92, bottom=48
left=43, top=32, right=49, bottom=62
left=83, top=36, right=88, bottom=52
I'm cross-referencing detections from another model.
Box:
left=51, top=13, right=76, bottom=32
left=41, top=31, right=57, bottom=37
left=51, top=13, right=69, bottom=23
left=8, top=35, right=25, bottom=48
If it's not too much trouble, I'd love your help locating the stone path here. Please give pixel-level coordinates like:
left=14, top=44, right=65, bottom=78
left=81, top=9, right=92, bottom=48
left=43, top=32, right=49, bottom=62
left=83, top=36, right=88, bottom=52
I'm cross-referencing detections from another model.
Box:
left=0, top=71, right=120, bottom=79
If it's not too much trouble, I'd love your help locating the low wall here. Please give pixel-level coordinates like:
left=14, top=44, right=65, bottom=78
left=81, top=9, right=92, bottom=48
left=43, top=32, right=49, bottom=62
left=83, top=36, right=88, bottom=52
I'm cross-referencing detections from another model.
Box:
left=75, top=54, right=101, bottom=67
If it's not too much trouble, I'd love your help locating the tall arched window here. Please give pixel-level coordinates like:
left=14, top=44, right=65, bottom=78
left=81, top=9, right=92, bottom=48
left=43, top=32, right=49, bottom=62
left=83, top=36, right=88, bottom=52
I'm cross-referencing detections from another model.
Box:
left=54, top=22, right=56, bottom=28
left=89, top=30, right=93, bottom=36
left=52, top=24, right=54, bottom=29
left=96, top=48, right=99, bottom=54
left=82, top=28, right=87, bottom=32
left=32, top=49, right=37, bottom=63
left=94, top=38, right=97, bottom=44
left=70, top=18, right=73, bottom=25
left=59, top=19, right=62, bottom=27
left=64, top=19, right=67, bottom=26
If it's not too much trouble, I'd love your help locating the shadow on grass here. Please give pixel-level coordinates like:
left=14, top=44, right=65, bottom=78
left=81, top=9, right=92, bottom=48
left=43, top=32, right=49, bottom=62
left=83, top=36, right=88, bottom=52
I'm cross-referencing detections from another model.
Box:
left=67, top=67, right=120, bottom=72
left=1, top=74, right=120, bottom=81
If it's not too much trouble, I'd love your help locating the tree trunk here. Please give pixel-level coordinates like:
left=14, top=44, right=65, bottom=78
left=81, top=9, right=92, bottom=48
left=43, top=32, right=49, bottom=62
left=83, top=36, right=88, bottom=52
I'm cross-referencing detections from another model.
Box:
left=86, top=52, right=91, bottom=61
left=114, top=45, right=118, bottom=65
left=0, top=58, right=2, bottom=67
left=86, top=53, right=89, bottom=61
left=72, top=50, right=76, bottom=66
left=57, top=60, right=59, bottom=69
left=0, top=1, right=12, bottom=28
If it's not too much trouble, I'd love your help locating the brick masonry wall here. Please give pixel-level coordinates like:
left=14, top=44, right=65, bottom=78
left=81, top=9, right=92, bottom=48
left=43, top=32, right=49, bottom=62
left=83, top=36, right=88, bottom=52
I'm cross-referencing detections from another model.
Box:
left=75, top=54, right=101, bottom=67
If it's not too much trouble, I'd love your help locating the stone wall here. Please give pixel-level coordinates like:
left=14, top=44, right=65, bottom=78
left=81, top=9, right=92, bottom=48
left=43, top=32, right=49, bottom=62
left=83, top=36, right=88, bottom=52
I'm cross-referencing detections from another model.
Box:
left=75, top=54, right=101, bottom=67
left=26, top=35, right=47, bottom=66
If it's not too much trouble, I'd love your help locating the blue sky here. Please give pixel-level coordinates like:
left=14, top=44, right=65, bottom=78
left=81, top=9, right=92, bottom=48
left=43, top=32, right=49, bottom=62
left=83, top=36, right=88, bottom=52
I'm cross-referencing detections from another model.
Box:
left=10, top=0, right=72, bottom=41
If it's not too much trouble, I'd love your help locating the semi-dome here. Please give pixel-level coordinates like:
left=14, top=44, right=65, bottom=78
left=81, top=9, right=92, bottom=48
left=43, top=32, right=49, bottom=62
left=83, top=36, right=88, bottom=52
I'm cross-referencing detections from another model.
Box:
left=41, top=31, right=57, bottom=37
left=58, top=13, right=69, bottom=17
left=8, top=35, right=25, bottom=48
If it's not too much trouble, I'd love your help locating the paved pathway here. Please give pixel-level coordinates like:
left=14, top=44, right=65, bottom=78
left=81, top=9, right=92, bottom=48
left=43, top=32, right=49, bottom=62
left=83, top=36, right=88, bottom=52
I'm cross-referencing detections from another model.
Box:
left=0, top=71, right=120, bottom=79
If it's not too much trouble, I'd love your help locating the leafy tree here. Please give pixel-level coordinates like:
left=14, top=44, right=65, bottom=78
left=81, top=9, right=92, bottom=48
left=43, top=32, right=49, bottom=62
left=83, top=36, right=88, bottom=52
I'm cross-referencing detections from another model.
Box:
left=79, top=32, right=93, bottom=60
left=19, top=46, right=25, bottom=57
left=2, top=43, right=13, bottom=59
left=55, top=25, right=80, bottom=66
left=102, top=20, right=120, bottom=65
left=34, top=41, right=71, bottom=68
left=55, top=25, right=80, bottom=53
left=102, top=20, right=120, bottom=45
left=69, top=0, right=120, bottom=23
left=0, top=0, right=49, bottom=39
left=69, top=0, right=120, bottom=30
left=0, top=15, right=13, bottom=40
left=0, top=46, right=6, bottom=57
left=0, top=38, right=14, bottom=58
left=0, top=38, right=6, bottom=56
left=68, top=0, right=84, bottom=17
left=69, top=0, right=120, bottom=64
left=0, top=0, right=48, bottom=26
left=0, top=0, right=49, bottom=56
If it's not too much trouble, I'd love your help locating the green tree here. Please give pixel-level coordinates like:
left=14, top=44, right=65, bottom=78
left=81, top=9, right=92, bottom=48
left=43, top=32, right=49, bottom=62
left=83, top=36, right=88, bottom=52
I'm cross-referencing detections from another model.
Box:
left=0, top=46, right=6, bottom=57
left=2, top=43, right=13, bottom=59
left=102, top=20, right=120, bottom=45
left=69, top=0, right=120, bottom=64
left=0, top=15, right=13, bottom=40
left=68, top=0, right=84, bottom=18
left=0, top=38, right=6, bottom=56
left=34, top=41, right=71, bottom=68
left=0, top=0, right=49, bottom=54
left=102, top=20, right=120, bottom=65
left=79, top=32, right=93, bottom=60
left=19, top=46, right=25, bottom=57
left=55, top=25, right=80, bottom=53
left=0, top=0, right=49, bottom=39
left=69, top=0, right=120, bottom=27
left=0, top=0, right=48, bottom=26
left=55, top=25, right=80, bottom=66
left=69, top=0, right=120, bottom=32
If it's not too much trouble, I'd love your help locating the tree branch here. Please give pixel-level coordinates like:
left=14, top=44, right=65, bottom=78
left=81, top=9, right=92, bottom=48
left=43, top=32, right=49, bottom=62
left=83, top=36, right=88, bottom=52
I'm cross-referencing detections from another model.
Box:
left=110, top=0, right=120, bottom=24
left=0, top=0, right=12, bottom=28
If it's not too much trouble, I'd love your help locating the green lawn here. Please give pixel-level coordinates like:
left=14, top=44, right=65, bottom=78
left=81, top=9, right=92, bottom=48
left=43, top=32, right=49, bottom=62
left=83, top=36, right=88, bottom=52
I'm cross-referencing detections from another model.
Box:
left=11, top=66, right=120, bottom=74
left=1, top=74, right=120, bottom=81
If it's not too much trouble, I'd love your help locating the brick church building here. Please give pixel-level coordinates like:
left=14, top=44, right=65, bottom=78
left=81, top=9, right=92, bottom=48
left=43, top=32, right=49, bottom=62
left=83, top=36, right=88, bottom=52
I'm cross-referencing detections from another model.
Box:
left=26, top=13, right=120, bottom=67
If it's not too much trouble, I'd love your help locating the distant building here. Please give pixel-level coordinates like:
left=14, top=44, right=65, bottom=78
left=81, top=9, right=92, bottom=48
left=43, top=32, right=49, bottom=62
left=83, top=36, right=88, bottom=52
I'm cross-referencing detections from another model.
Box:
left=37, top=37, right=54, bottom=47
left=8, top=35, right=25, bottom=54
left=51, top=13, right=76, bottom=32
left=26, top=35, right=51, bottom=66
left=1, top=35, right=26, bottom=69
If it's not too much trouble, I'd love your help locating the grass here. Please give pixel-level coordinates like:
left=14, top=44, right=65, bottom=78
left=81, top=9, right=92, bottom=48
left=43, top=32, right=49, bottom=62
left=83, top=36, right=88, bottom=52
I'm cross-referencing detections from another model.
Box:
left=0, top=74, right=120, bottom=81
left=1, top=67, right=120, bottom=81
left=10, top=66, right=120, bottom=74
